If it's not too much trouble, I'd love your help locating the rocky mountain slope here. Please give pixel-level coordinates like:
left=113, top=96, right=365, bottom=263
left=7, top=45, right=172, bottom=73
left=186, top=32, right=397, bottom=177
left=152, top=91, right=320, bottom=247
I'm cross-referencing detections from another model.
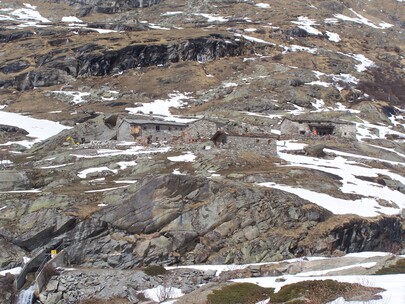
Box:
left=0, top=0, right=405, bottom=303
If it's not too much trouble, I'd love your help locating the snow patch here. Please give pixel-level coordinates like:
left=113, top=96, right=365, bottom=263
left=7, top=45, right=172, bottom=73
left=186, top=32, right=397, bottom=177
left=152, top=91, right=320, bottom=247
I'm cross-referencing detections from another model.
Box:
left=255, top=3, right=270, bottom=8
left=168, top=152, right=196, bottom=162
left=0, top=110, right=70, bottom=148
left=326, top=31, right=341, bottom=42
left=194, top=13, right=228, bottom=23
left=126, top=92, right=197, bottom=123
left=62, top=16, right=83, bottom=23
left=334, top=9, right=393, bottom=29
left=291, top=16, right=322, bottom=35
left=78, top=167, right=118, bottom=179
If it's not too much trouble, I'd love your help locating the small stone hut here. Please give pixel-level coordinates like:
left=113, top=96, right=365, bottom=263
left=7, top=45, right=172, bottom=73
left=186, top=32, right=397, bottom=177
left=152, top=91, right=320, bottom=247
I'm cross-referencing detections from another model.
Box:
left=211, top=131, right=278, bottom=155
left=185, top=118, right=227, bottom=141
left=280, top=113, right=356, bottom=139
left=116, top=117, right=187, bottom=143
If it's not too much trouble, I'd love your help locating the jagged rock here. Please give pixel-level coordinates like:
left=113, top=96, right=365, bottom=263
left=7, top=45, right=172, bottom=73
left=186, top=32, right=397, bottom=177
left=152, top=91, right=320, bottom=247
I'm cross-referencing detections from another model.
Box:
left=0, top=238, right=27, bottom=269
left=0, top=273, right=15, bottom=304
left=0, top=61, right=30, bottom=74
left=11, top=210, right=77, bottom=251
left=7, top=34, right=253, bottom=90
left=83, top=174, right=333, bottom=266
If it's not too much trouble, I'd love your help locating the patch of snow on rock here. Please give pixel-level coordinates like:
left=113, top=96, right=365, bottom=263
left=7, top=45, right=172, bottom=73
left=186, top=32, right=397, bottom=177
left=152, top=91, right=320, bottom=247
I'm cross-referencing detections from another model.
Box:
left=142, top=286, right=183, bottom=303
left=78, top=167, right=118, bottom=179
left=282, top=45, right=318, bottom=54
left=194, top=13, right=228, bottom=23
left=126, top=92, right=197, bottom=123
left=326, top=31, right=341, bottom=42
left=11, top=5, right=50, bottom=23
left=255, top=3, right=270, bottom=8
left=172, top=168, right=186, bottom=175
left=62, top=16, right=83, bottom=23
left=51, top=91, right=91, bottom=104
left=234, top=33, right=273, bottom=44
left=85, top=186, right=128, bottom=193
left=291, top=16, right=322, bottom=35
left=0, top=110, right=70, bottom=148
left=334, top=9, right=393, bottom=29
left=168, top=151, right=196, bottom=162
left=161, top=11, right=183, bottom=16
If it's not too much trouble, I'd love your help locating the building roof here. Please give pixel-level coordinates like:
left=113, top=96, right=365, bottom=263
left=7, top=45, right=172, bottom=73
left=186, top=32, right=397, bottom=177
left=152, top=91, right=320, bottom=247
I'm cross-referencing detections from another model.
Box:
left=283, top=113, right=355, bottom=125
left=122, top=119, right=188, bottom=127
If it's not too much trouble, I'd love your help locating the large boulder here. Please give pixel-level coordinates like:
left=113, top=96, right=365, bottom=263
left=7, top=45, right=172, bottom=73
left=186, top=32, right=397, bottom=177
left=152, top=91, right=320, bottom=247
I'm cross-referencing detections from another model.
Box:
left=0, top=170, right=31, bottom=191
left=304, top=144, right=326, bottom=157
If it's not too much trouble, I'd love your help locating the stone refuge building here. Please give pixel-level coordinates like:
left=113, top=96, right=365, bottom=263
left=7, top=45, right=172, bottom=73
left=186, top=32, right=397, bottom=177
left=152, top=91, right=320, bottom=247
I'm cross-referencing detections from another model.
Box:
left=211, top=130, right=278, bottom=155
left=116, top=117, right=187, bottom=143
left=109, top=115, right=278, bottom=155
left=280, top=113, right=357, bottom=139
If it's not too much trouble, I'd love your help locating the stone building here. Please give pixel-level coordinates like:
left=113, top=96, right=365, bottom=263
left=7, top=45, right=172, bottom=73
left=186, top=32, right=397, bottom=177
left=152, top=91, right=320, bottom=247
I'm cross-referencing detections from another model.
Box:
left=210, top=130, right=278, bottom=155
left=280, top=114, right=356, bottom=139
left=227, top=133, right=277, bottom=155
left=185, top=118, right=227, bottom=141
left=116, top=117, right=187, bottom=143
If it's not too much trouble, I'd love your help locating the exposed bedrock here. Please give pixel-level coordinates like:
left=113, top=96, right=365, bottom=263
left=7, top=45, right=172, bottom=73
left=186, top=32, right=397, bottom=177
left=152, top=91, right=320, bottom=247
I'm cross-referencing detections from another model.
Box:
left=62, top=174, right=404, bottom=268
left=4, top=34, right=253, bottom=90
left=1, top=175, right=403, bottom=270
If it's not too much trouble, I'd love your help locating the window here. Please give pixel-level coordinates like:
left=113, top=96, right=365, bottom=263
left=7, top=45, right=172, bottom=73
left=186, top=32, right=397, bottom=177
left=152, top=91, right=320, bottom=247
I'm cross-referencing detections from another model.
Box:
left=143, top=126, right=147, bottom=130
left=168, top=127, right=172, bottom=131
left=300, top=130, right=305, bottom=135
left=256, top=139, right=260, bottom=144
left=299, top=121, right=303, bottom=124
left=156, top=125, right=160, bottom=132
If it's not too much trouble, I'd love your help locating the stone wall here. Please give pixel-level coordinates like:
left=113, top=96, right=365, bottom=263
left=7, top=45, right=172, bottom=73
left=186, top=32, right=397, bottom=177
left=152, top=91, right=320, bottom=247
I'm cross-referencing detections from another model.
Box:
left=116, top=121, right=185, bottom=142
left=142, top=125, right=184, bottom=143
left=280, top=119, right=356, bottom=139
left=334, top=124, right=357, bottom=138
left=185, top=120, right=218, bottom=141
left=227, top=135, right=277, bottom=155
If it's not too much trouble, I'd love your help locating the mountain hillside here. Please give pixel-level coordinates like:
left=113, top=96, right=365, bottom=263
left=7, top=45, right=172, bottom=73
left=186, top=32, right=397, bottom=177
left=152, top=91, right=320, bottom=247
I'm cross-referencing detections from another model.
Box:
left=0, top=0, right=405, bottom=303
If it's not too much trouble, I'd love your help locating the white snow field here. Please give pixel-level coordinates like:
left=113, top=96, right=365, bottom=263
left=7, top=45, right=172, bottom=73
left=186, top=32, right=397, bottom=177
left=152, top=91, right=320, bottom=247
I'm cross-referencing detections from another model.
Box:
left=0, top=110, right=70, bottom=148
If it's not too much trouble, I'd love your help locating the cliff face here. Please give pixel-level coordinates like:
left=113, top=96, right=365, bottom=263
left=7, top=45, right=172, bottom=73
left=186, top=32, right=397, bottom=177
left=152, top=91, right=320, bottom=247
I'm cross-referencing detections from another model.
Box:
left=0, top=0, right=405, bottom=301
left=1, top=32, right=252, bottom=90
left=2, top=174, right=400, bottom=271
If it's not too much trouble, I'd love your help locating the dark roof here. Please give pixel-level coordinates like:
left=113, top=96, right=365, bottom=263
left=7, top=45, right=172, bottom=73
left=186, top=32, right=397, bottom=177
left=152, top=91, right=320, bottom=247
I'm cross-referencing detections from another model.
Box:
left=283, top=113, right=355, bottom=125
left=122, top=119, right=188, bottom=127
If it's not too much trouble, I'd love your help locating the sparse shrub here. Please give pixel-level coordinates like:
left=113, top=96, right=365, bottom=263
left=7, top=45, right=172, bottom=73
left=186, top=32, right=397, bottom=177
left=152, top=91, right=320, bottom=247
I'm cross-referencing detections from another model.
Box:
left=375, top=258, right=405, bottom=275
left=143, top=265, right=167, bottom=276
left=206, top=283, right=274, bottom=304
left=154, top=284, right=174, bottom=303
left=272, top=54, right=283, bottom=61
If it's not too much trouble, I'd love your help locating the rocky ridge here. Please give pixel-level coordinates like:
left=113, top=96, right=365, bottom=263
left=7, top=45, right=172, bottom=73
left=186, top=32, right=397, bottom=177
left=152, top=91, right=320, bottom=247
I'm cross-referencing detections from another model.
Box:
left=0, top=0, right=405, bottom=303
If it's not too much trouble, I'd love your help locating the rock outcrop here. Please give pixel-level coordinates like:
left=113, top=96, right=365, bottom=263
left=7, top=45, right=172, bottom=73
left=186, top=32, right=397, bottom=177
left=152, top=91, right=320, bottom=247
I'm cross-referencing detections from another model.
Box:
left=2, top=33, right=254, bottom=90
